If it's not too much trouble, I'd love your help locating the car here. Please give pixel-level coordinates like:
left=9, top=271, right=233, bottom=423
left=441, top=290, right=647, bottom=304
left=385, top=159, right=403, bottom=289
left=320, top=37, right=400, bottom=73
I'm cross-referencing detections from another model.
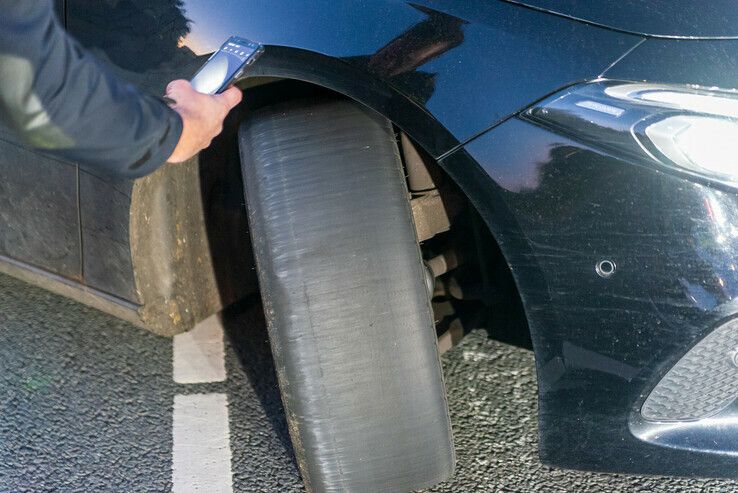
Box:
left=4, top=0, right=738, bottom=491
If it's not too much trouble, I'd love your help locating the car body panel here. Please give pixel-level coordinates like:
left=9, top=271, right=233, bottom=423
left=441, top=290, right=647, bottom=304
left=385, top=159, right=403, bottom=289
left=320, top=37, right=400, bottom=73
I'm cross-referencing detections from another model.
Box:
left=502, top=0, right=738, bottom=39
left=444, top=113, right=738, bottom=476
left=445, top=113, right=738, bottom=476
left=603, top=38, right=738, bottom=90
left=67, top=0, right=639, bottom=156
left=79, top=172, right=138, bottom=302
left=0, top=132, right=80, bottom=280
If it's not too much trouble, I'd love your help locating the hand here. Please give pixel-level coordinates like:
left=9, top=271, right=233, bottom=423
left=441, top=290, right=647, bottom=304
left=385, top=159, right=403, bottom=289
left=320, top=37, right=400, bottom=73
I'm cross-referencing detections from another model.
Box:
left=164, top=80, right=242, bottom=163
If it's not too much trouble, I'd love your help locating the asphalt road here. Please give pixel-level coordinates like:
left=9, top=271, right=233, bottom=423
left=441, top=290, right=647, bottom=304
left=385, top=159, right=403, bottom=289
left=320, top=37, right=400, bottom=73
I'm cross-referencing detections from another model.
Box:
left=1, top=271, right=738, bottom=492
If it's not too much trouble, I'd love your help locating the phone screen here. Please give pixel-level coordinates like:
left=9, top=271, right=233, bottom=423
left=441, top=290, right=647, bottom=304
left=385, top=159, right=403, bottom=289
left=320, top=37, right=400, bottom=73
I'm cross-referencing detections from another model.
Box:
left=190, top=37, right=263, bottom=95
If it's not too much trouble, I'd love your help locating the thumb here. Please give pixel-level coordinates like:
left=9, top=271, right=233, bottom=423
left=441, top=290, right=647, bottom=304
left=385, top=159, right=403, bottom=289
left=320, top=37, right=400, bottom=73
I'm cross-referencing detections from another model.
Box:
left=216, top=86, right=243, bottom=111
left=166, top=79, right=193, bottom=99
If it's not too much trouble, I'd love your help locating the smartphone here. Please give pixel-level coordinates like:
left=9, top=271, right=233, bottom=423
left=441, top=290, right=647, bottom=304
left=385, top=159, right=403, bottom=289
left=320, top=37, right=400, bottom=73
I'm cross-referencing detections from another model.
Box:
left=190, top=36, right=264, bottom=95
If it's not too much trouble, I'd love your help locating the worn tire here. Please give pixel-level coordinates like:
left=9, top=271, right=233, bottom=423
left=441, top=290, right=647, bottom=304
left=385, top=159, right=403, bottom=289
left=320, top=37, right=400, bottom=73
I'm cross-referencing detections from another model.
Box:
left=238, top=98, right=454, bottom=493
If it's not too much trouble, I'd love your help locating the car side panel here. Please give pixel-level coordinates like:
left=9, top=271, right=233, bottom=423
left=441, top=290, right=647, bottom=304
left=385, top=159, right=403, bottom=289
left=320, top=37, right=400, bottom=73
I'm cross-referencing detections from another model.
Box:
left=0, top=130, right=81, bottom=280
left=66, top=0, right=638, bottom=157
left=500, top=0, right=738, bottom=39
left=603, top=38, right=738, bottom=90
left=79, top=172, right=138, bottom=302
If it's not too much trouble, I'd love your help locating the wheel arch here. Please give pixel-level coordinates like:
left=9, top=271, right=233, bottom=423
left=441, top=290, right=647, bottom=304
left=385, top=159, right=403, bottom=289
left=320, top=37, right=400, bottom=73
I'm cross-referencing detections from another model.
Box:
left=243, top=45, right=460, bottom=159
left=128, top=46, right=462, bottom=335
left=128, top=48, right=538, bottom=343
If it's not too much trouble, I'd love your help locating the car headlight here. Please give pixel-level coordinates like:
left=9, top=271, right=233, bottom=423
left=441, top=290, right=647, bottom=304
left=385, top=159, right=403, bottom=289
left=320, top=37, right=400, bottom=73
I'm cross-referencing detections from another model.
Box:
left=523, top=80, right=738, bottom=187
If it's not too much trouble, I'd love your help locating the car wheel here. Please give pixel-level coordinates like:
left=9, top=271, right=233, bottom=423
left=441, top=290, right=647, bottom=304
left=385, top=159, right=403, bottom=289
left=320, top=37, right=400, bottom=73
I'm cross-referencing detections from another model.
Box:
left=238, top=97, right=454, bottom=492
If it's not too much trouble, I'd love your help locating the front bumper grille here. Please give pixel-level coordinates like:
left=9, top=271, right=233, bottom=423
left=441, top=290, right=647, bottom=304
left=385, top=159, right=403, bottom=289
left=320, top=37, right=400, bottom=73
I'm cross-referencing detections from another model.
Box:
left=642, top=318, right=738, bottom=422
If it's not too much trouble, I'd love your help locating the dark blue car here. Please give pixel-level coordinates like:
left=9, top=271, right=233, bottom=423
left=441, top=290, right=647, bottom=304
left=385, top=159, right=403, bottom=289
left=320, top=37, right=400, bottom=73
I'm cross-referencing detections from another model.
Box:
left=3, top=1, right=738, bottom=491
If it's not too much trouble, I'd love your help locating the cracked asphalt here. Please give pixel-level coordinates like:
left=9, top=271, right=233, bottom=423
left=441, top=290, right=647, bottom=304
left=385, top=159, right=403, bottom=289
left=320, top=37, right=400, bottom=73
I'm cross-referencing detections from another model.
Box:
left=1, top=271, right=738, bottom=492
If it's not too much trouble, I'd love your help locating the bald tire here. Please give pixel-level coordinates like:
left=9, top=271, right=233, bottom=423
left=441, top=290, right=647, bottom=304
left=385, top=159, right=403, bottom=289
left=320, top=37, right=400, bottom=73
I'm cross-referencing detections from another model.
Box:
left=238, top=98, right=454, bottom=493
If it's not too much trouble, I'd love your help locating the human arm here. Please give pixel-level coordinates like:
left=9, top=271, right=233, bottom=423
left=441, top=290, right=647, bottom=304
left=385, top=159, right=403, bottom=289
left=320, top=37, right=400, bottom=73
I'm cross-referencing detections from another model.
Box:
left=0, top=1, right=240, bottom=178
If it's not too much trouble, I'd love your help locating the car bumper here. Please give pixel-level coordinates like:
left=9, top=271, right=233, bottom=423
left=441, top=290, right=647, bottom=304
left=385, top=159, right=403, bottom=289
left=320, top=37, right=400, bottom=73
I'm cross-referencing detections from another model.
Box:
left=441, top=115, right=738, bottom=476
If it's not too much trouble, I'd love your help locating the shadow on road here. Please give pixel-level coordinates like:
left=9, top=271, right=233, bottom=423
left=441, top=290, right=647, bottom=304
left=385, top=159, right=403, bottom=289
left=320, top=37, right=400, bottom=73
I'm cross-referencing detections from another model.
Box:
left=221, top=297, right=298, bottom=469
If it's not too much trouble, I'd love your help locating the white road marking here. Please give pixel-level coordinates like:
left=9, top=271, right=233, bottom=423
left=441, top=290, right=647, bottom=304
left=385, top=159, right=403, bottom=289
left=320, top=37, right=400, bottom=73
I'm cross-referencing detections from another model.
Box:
left=172, top=393, right=233, bottom=493
left=173, top=315, right=227, bottom=384
left=172, top=316, right=233, bottom=490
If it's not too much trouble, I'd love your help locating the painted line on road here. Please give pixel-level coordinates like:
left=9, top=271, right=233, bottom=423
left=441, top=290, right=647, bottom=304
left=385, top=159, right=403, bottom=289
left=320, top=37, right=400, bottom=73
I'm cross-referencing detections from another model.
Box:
left=172, top=316, right=233, bottom=492
left=173, top=314, right=227, bottom=384
left=172, top=393, right=233, bottom=493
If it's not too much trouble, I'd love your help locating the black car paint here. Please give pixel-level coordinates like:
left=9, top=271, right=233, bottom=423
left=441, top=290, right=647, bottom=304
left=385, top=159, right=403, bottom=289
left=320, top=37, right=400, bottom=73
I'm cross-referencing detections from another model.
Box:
left=67, top=0, right=639, bottom=155
left=502, top=0, right=738, bottom=39
left=445, top=116, right=738, bottom=476
left=605, top=38, right=738, bottom=90
left=2, top=0, right=737, bottom=478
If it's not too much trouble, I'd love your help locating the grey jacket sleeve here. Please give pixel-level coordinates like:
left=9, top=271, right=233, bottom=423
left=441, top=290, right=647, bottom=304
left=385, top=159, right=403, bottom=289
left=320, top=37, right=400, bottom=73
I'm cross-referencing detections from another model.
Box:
left=0, top=1, right=182, bottom=178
